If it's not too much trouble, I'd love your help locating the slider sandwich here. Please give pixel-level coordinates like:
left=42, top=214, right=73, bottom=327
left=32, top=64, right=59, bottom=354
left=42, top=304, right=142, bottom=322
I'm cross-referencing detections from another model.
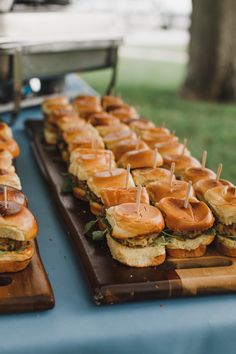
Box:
left=111, top=138, right=149, bottom=161
left=158, top=196, right=215, bottom=258
left=129, top=119, right=156, bottom=135
left=154, top=140, right=189, bottom=158
left=0, top=185, right=27, bottom=206
left=138, top=128, right=172, bottom=149
left=89, top=112, right=120, bottom=126
left=0, top=122, right=13, bottom=140
left=87, top=168, right=135, bottom=216
left=100, top=186, right=149, bottom=209
left=194, top=178, right=233, bottom=201
left=103, top=129, right=137, bottom=150
left=132, top=167, right=173, bottom=186
left=101, top=95, right=124, bottom=111
left=0, top=137, right=20, bottom=159
left=147, top=179, right=195, bottom=204
left=106, top=203, right=165, bottom=267
left=0, top=200, right=38, bottom=272
left=69, top=151, right=116, bottom=201
left=109, top=104, right=139, bottom=121
left=163, top=154, right=201, bottom=179
left=204, top=186, right=236, bottom=257
left=96, top=123, right=130, bottom=138
left=72, top=95, right=102, bottom=119
left=118, top=149, right=163, bottom=170
left=183, top=151, right=216, bottom=184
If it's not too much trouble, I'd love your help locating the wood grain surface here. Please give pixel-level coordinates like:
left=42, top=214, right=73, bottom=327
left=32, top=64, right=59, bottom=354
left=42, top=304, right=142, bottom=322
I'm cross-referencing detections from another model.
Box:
left=25, top=120, right=236, bottom=304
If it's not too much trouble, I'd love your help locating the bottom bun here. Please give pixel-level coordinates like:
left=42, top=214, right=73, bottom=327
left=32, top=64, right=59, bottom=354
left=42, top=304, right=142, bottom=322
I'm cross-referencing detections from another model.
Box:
left=72, top=187, right=87, bottom=201
left=216, top=236, right=236, bottom=257
left=166, top=233, right=215, bottom=258
left=90, top=201, right=104, bottom=216
left=106, top=233, right=166, bottom=267
left=0, top=243, right=34, bottom=273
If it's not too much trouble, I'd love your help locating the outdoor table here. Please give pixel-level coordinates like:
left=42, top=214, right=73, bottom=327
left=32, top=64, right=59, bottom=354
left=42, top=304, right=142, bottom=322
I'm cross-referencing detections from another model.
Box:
left=0, top=91, right=235, bottom=354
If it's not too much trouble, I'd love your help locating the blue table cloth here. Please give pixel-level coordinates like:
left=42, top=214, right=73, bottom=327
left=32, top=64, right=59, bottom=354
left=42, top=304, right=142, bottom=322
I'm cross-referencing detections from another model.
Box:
left=0, top=98, right=235, bottom=354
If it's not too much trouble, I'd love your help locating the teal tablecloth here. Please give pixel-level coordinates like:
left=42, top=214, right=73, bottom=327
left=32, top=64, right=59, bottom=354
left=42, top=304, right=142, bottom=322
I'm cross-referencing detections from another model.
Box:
left=0, top=103, right=235, bottom=354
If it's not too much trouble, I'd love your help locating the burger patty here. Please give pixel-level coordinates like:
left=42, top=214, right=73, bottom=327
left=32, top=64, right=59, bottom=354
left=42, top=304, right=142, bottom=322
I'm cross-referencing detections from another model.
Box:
left=0, top=238, right=29, bottom=252
left=114, top=233, right=165, bottom=248
left=162, top=228, right=214, bottom=240
left=216, top=222, right=236, bottom=237
left=71, top=176, right=102, bottom=204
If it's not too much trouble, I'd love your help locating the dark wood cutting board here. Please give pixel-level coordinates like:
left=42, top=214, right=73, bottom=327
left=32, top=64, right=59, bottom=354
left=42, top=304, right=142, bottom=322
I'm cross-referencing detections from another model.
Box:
left=0, top=241, right=55, bottom=313
left=25, top=120, right=236, bottom=304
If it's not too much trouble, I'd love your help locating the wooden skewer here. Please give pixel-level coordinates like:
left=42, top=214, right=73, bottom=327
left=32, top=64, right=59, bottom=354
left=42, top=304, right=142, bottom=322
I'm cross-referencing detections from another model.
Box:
left=201, top=150, right=207, bottom=168
left=125, top=164, right=131, bottom=190
left=108, top=151, right=113, bottom=175
left=169, top=162, right=175, bottom=192
left=153, top=148, right=158, bottom=169
left=136, top=185, right=142, bottom=217
left=4, top=186, right=7, bottom=209
left=135, top=136, right=141, bottom=150
left=181, top=138, right=187, bottom=156
left=216, top=163, right=222, bottom=182
left=184, top=181, right=192, bottom=209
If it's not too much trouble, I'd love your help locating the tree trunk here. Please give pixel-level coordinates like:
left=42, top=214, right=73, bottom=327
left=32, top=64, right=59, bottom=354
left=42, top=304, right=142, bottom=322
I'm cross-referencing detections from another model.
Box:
left=182, top=0, right=236, bottom=101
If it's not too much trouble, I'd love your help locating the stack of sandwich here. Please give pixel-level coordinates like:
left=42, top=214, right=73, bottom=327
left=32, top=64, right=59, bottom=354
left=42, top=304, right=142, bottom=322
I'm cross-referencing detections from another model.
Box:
left=0, top=123, right=38, bottom=272
left=43, top=94, right=236, bottom=267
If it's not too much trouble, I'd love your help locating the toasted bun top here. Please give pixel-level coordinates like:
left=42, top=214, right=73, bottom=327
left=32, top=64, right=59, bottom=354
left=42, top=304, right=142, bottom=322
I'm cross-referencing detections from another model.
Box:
left=0, top=185, right=27, bottom=206
left=132, top=167, right=173, bottom=186
left=184, top=167, right=216, bottom=184
left=69, top=153, right=116, bottom=180
left=118, top=149, right=163, bottom=169
left=140, top=131, right=172, bottom=149
left=158, top=197, right=215, bottom=232
left=100, top=187, right=149, bottom=208
left=89, top=112, right=120, bottom=126
left=106, top=203, right=164, bottom=239
left=110, top=106, right=139, bottom=121
left=103, top=129, right=136, bottom=147
left=87, top=169, right=135, bottom=197
left=0, top=174, right=21, bottom=190
left=164, top=154, right=201, bottom=174
left=0, top=123, right=12, bottom=140
left=48, top=110, right=77, bottom=124
left=56, top=116, right=86, bottom=132
left=0, top=201, right=38, bottom=241
left=101, top=95, right=124, bottom=110
left=129, top=119, right=155, bottom=133
left=154, top=141, right=187, bottom=157
left=43, top=103, right=72, bottom=115
left=70, top=148, right=111, bottom=164
left=0, top=138, right=20, bottom=159
left=96, top=123, right=130, bottom=137
left=204, top=186, right=236, bottom=224
left=112, top=138, right=149, bottom=161
left=147, top=180, right=195, bottom=203
left=73, top=95, right=100, bottom=106
left=68, top=136, right=105, bottom=152
left=194, top=178, right=233, bottom=198
left=62, top=125, right=99, bottom=144
left=43, top=96, right=68, bottom=107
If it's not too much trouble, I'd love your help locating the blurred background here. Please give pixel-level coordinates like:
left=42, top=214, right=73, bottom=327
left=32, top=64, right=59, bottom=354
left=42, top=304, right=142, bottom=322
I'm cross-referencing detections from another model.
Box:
left=0, top=0, right=235, bottom=182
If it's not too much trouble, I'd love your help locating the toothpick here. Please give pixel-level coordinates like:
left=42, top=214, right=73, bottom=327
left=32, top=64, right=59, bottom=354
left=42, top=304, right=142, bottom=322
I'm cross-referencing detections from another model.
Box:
left=125, top=164, right=131, bottom=189
left=108, top=151, right=113, bottom=175
left=136, top=185, right=142, bottom=217
left=3, top=186, right=7, bottom=209
left=169, top=162, right=175, bottom=192
left=184, top=181, right=192, bottom=209
left=135, top=136, right=141, bottom=150
left=153, top=148, right=158, bottom=169
left=201, top=150, right=207, bottom=168
left=216, top=163, right=222, bottom=182
left=181, top=138, right=187, bottom=156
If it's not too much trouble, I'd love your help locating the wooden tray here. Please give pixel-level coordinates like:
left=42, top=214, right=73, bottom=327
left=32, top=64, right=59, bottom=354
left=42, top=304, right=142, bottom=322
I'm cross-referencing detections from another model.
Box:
left=26, top=120, right=236, bottom=304
left=0, top=241, right=55, bottom=313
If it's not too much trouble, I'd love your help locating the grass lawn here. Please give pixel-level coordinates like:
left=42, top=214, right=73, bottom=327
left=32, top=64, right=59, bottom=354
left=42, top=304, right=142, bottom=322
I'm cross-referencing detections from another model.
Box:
left=81, top=58, right=236, bottom=183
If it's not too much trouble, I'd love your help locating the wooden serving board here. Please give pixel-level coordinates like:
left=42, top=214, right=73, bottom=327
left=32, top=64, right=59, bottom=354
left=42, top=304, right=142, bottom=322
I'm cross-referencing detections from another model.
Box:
left=26, top=120, right=236, bottom=304
left=0, top=241, right=55, bottom=313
